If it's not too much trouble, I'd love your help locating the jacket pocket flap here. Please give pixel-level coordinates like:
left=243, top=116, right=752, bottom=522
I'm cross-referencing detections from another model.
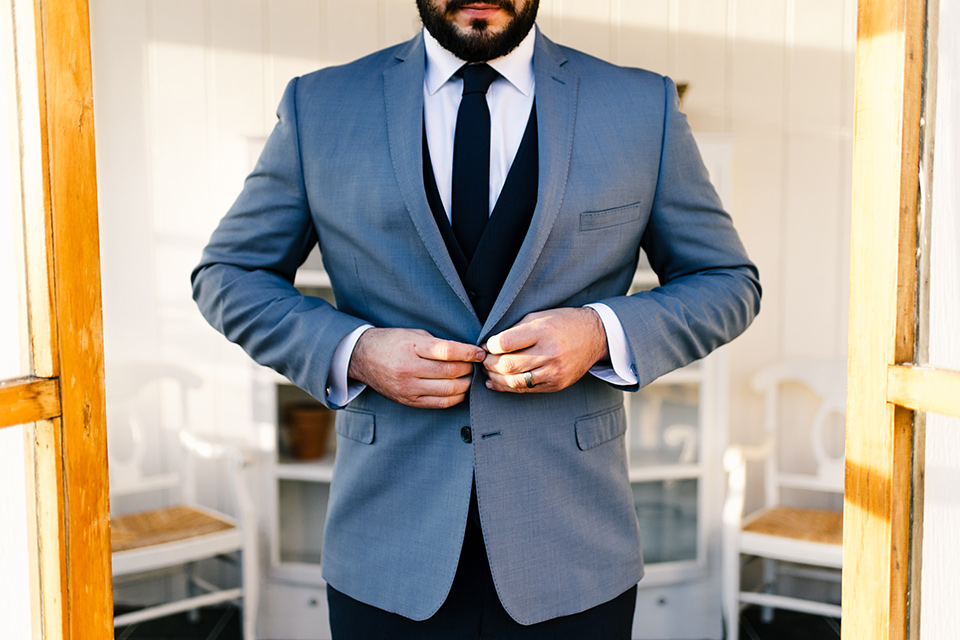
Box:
left=579, top=201, right=643, bottom=231
left=575, top=405, right=626, bottom=451
left=336, top=407, right=375, bottom=444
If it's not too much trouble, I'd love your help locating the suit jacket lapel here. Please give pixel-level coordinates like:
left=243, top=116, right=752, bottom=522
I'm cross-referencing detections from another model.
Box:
left=481, top=32, right=578, bottom=339
left=384, top=34, right=476, bottom=319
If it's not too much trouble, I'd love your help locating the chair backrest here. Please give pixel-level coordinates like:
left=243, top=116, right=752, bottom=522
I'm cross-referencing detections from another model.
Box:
left=106, top=361, right=203, bottom=508
left=749, top=359, right=847, bottom=508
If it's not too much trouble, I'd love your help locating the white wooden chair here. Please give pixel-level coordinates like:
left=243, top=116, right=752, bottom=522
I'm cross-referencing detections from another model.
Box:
left=107, top=361, right=259, bottom=638
left=721, top=359, right=846, bottom=639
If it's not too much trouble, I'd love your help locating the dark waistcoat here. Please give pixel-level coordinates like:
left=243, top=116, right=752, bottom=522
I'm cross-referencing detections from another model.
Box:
left=422, top=105, right=539, bottom=323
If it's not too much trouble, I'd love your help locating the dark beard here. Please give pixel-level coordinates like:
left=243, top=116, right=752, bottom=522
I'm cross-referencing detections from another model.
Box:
left=417, top=0, right=539, bottom=62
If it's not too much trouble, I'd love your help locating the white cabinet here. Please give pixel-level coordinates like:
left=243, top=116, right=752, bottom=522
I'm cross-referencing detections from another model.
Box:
left=625, top=338, right=727, bottom=639
left=258, top=138, right=733, bottom=640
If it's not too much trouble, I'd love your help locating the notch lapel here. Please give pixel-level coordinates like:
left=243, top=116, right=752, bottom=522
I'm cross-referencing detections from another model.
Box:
left=383, top=35, right=476, bottom=319
left=480, top=33, right=578, bottom=339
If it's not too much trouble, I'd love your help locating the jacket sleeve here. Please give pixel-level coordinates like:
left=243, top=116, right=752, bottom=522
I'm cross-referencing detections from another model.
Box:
left=191, top=77, right=367, bottom=407
left=600, top=76, right=762, bottom=390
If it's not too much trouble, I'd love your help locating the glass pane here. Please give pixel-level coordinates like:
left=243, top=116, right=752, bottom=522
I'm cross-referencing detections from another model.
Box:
left=631, top=479, right=698, bottom=564
left=919, top=410, right=960, bottom=634
left=627, top=383, right=701, bottom=467
left=0, top=424, right=37, bottom=637
left=918, top=0, right=960, bottom=371
left=0, top=3, right=28, bottom=379
left=278, top=479, right=329, bottom=565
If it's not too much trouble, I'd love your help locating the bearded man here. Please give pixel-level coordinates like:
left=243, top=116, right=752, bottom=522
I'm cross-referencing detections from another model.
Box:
left=192, top=1, right=761, bottom=637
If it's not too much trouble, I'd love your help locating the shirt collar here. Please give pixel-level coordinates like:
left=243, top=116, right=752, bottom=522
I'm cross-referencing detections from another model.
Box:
left=423, top=26, right=536, bottom=97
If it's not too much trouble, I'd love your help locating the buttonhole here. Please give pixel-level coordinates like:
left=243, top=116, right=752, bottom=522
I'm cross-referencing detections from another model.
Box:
left=481, top=431, right=502, bottom=440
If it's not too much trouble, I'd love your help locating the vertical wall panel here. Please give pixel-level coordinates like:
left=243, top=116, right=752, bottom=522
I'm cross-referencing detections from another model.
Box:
left=208, top=0, right=266, bottom=214
left=536, top=0, right=561, bottom=42
left=780, top=0, right=847, bottom=358
left=618, top=0, right=671, bottom=72
left=834, top=0, right=856, bottom=355
left=675, top=0, right=730, bottom=131
left=558, top=0, right=614, bottom=60
left=726, top=0, right=787, bottom=443
left=90, top=0, right=160, bottom=360
left=148, top=0, right=211, bottom=234
left=325, top=0, right=379, bottom=65
left=264, top=0, right=324, bottom=129
left=379, top=0, right=421, bottom=49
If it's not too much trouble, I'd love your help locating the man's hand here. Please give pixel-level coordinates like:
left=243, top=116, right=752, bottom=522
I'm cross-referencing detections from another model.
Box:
left=348, top=328, right=486, bottom=409
left=482, top=308, right=610, bottom=393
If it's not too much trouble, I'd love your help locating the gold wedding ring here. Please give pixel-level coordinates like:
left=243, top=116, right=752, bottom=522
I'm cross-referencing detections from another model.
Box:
left=524, top=371, right=535, bottom=389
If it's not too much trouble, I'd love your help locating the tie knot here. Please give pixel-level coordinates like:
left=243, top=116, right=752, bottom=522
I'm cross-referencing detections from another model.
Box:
left=460, top=63, right=499, bottom=96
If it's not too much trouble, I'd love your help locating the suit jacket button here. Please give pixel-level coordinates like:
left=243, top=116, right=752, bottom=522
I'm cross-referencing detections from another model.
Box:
left=460, top=426, right=472, bottom=443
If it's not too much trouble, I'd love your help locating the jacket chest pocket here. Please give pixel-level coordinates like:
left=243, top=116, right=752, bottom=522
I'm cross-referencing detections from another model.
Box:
left=579, top=201, right=643, bottom=231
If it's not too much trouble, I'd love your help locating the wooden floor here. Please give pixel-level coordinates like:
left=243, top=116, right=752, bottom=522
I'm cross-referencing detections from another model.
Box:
left=114, top=604, right=840, bottom=639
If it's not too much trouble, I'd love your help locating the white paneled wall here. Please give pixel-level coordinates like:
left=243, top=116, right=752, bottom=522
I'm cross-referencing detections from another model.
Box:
left=91, top=0, right=854, bottom=558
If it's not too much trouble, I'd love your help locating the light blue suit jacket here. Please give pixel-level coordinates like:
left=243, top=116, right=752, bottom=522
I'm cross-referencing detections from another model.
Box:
left=192, top=30, right=760, bottom=625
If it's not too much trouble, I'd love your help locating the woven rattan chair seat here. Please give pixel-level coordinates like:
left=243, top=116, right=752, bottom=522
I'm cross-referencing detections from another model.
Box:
left=742, top=506, right=842, bottom=546
left=112, top=505, right=235, bottom=553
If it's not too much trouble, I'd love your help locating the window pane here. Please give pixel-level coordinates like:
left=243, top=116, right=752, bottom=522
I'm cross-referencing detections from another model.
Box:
left=919, top=410, right=960, bottom=635
left=627, top=382, right=701, bottom=467
left=631, top=479, right=699, bottom=564
left=1, top=1, right=27, bottom=379
left=919, top=0, right=960, bottom=371
left=278, top=479, right=329, bottom=566
left=0, top=424, right=37, bottom=638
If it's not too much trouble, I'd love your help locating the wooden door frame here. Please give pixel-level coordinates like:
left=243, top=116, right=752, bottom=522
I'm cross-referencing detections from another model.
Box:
left=0, top=0, right=112, bottom=637
left=7, top=1, right=960, bottom=639
left=845, top=0, right=960, bottom=639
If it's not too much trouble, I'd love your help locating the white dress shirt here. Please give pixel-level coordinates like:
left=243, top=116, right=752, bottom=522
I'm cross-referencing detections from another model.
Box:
left=325, top=28, right=638, bottom=406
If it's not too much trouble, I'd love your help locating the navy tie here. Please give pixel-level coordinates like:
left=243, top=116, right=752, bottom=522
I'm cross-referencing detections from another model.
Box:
left=452, top=63, right=499, bottom=262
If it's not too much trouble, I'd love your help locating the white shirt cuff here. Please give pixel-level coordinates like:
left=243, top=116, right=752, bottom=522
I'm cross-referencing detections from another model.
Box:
left=327, top=324, right=373, bottom=407
left=585, top=303, right=639, bottom=386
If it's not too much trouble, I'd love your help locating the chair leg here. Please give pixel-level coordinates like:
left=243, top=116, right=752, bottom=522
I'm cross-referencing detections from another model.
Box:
left=186, top=561, right=200, bottom=624
left=721, top=538, right=740, bottom=639
left=760, top=558, right=777, bottom=624
left=241, top=537, right=259, bottom=638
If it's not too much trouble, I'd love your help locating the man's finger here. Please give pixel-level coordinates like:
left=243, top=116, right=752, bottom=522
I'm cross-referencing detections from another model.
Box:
left=484, top=368, right=548, bottom=393
left=483, top=352, right=541, bottom=376
left=410, top=393, right=469, bottom=410
left=424, top=359, right=476, bottom=380
left=417, top=338, right=486, bottom=363
left=485, top=323, right=539, bottom=355
left=414, top=375, right=473, bottom=398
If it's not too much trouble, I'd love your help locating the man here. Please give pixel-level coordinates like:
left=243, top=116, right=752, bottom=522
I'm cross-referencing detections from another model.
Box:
left=192, top=0, right=761, bottom=637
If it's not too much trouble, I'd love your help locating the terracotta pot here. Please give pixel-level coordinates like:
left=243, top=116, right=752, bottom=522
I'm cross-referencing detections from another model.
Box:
left=285, top=404, right=333, bottom=460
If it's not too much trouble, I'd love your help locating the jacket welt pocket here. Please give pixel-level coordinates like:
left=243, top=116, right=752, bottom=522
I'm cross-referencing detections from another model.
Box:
left=579, top=202, right=643, bottom=231
left=575, top=405, right=627, bottom=451
left=336, top=407, right=375, bottom=444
